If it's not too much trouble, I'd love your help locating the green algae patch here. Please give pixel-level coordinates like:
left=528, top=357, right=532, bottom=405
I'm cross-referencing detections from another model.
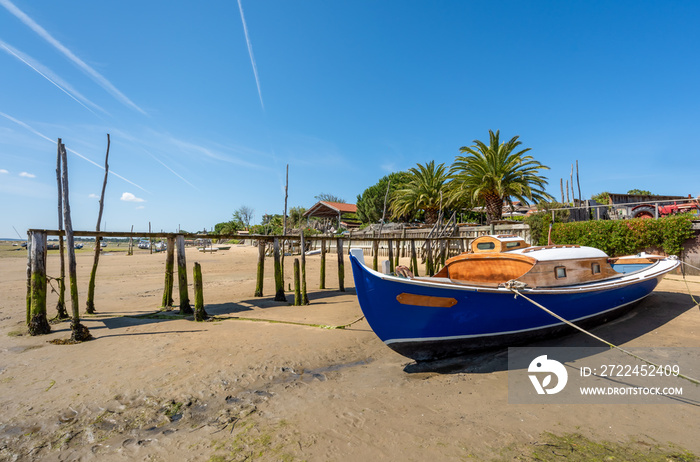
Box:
left=494, top=432, right=698, bottom=461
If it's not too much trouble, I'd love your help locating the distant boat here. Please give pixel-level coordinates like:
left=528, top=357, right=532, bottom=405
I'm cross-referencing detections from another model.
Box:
left=198, top=247, right=218, bottom=252
left=349, top=234, right=679, bottom=361
left=137, top=240, right=150, bottom=250
left=216, top=245, right=231, bottom=251
left=74, top=243, right=83, bottom=249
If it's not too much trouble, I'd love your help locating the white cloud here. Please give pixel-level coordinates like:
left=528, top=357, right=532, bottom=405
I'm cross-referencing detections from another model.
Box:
left=0, top=169, right=8, bottom=174
left=19, top=171, right=35, bottom=178
left=89, top=193, right=99, bottom=199
left=136, top=205, right=145, bottom=210
left=120, top=192, right=145, bottom=203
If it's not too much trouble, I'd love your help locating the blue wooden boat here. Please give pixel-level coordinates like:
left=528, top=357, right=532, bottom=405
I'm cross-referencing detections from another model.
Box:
left=349, top=235, right=679, bottom=361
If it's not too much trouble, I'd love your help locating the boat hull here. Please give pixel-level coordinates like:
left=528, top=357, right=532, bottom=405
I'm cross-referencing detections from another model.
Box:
left=349, top=250, right=678, bottom=361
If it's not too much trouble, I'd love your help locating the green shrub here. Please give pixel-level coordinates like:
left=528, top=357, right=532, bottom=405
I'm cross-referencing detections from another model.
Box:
left=551, top=214, right=694, bottom=257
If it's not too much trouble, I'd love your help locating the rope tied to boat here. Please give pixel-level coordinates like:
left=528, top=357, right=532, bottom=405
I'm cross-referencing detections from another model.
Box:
left=509, top=287, right=700, bottom=386
left=679, top=260, right=700, bottom=308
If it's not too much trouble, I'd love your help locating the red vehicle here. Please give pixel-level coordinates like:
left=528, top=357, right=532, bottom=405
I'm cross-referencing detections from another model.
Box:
left=631, top=199, right=700, bottom=219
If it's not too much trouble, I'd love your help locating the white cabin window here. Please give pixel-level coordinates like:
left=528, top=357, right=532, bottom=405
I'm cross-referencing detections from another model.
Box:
left=555, top=266, right=567, bottom=279
left=591, top=263, right=601, bottom=274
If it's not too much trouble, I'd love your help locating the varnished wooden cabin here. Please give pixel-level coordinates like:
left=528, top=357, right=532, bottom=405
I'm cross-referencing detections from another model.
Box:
left=431, top=234, right=622, bottom=288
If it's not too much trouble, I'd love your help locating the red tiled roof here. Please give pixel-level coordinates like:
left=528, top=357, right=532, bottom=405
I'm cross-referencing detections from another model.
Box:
left=303, top=201, right=357, bottom=217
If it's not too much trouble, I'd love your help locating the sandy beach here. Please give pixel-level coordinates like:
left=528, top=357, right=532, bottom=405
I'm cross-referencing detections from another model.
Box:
left=1, top=243, right=700, bottom=461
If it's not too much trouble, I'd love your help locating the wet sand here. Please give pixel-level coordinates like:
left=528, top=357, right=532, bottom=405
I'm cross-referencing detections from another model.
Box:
left=1, top=244, right=699, bottom=461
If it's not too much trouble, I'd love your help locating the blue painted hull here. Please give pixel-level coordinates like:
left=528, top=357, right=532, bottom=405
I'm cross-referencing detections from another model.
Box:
left=349, top=251, right=678, bottom=361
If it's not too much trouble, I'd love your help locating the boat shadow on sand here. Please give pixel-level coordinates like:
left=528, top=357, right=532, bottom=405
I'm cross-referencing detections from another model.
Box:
left=403, top=290, right=698, bottom=375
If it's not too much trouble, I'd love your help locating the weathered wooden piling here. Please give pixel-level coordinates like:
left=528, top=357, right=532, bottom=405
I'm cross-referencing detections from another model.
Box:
left=176, top=235, right=192, bottom=314
left=162, top=236, right=175, bottom=308
left=425, top=239, right=435, bottom=276
left=388, top=239, right=394, bottom=274
left=300, top=233, right=309, bottom=305
left=27, top=230, right=50, bottom=335
left=60, top=141, right=91, bottom=341
left=254, top=239, right=265, bottom=297
left=410, top=239, right=419, bottom=276
left=319, top=238, right=326, bottom=289
left=25, top=237, right=31, bottom=325
left=372, top=240, right=379, bottom=271
left=337, top=238, right=345, bottom=292
left=54, top=146, right=67, bottom=319
left=293, top=258, right=301, bottom=306
left=193, top=262, right=208, bottom=321
left=273, top=238, right=286, bottom=301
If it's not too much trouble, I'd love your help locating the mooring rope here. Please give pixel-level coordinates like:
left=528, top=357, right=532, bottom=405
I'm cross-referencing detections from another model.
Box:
left=508, top=284, right=700, bottom=386
left=679, top=261, right=700, bottom=307
left=213, top=314, right=366, bottom=330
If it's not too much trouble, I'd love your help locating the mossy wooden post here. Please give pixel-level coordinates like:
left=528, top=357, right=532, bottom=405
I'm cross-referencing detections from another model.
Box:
left=300, top=233, right=309, bottom=304
left=273, top=238, right=286, bottom=301
left=337, top=238, right=345, bottom=292
left=161, top=236, right=175, bottom=308
left=425, top=239, right=435, bottom=276
left=401, top=227, right=407, bottom=257
left=254, top=239, right=265, bottom=297
left=176, top=235, right=192, bottom=314
left=193, top=262, right=208, bottom=321
left=372, top=239, right=379, bottom=271
left=25, top=236, right=31, bottom=325
left=293, top=258, right=301, bottom=306
left=387, top=239, right=394, bottom=274
left=319, top=238, right=326, bottom=289
left=395, top=238, right=400, bottom=268
left=54, top=145, right=68, bottom=319
left=27, top=230, right=50, bottom=335
left=60, top=141, right=91, bottom=342
left=410, top=239, right=419, bottom=276
left=86, top=134, right=110, bottom=315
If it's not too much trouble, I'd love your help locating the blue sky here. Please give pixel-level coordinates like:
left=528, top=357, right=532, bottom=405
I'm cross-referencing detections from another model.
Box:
left=1, top=0, right=699, bottom=238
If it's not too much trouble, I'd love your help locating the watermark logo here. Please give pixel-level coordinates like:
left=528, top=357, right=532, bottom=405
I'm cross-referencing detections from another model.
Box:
left=528, top=355, right=568, bottom=394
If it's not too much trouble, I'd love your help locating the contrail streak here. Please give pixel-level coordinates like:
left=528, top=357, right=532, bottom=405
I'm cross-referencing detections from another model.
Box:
left=140, top=148, right=199, bottom=191
left=0, top=111, right=149, bottom=193
left=237, top=0, right=265, bottom=111
left=0, top=40, right=107, bottom=117
left=0, top=0, right=147, bottom=115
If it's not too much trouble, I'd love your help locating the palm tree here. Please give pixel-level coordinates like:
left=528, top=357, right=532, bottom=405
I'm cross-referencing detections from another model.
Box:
left=390, top=160, right=449, bottom=224
left=449, top=130, right=553, bottom=223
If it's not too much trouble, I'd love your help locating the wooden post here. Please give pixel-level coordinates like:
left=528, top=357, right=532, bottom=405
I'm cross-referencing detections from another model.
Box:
left=27, top=230, right=50, bottom=335
left=162, top=236, right=175, bottom=308
left=372, top=239, right=379, bottom=271
left=55, top=143, right=67, bottom=319
left=388, top=239, right=394, bottom=274
left=60, top=142, right=91, bottom=341
left=177, top=235, right=192, bottom=314
left=25, top=235, right=31, bottom=325
left=319, top=238, right=326, bottom=289
left=149, top=222, right=152, bottom=254
left=401, top=227, right=407, bottom=257
left=395, top=238, right=400, bottom=268
left=293, top=258, right=301, bottom=306
left=337, top=238, right=345, bottom=292
left=193, top=262, right=208, bottom=321
left=86, top=134, right=110, bottom=315
left=254, top=239, right=265, bottom=297
left=300, top=233, right=309, bottom=304
left=273, top=237, right=286, bottom=301
left=425, top=239, right=434, bottom=277
left=410, top=239, right=419, bottom=276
